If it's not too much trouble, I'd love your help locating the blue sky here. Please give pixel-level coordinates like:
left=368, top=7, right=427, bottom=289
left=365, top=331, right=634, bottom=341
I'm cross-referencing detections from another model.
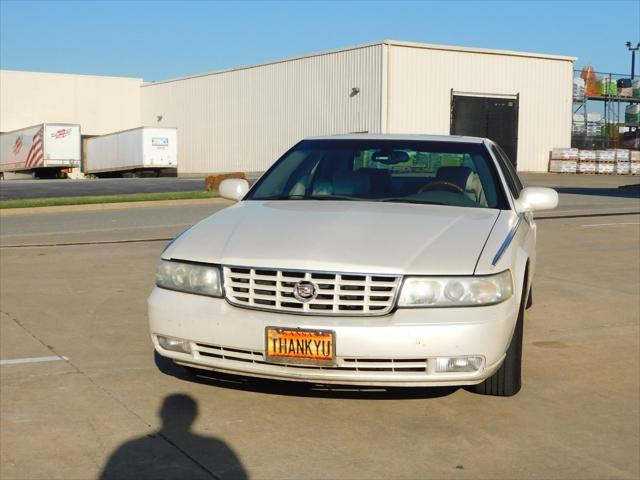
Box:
left=1, top=0, right=638, bottom=81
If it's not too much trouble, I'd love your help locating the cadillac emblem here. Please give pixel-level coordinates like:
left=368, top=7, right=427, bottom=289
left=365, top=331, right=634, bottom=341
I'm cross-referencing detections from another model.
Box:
left=293, top=280, right=317, bottom=302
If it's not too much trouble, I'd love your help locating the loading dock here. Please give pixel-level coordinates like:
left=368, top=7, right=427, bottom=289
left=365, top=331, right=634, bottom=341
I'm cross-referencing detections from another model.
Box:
left=450, top=92, right=519, bottom=168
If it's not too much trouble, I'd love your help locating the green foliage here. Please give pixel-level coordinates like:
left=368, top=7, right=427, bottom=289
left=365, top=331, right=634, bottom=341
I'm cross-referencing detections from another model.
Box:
left=0, top=190, right=219, bottom=209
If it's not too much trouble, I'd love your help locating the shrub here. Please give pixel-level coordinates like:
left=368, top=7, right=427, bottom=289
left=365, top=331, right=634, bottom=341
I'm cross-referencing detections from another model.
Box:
left=205, top=172, right=246, bottom=191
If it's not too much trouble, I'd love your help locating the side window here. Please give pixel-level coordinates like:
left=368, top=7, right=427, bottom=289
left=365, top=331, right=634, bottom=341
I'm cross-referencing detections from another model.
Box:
left=490, top=144, right=522, bottom=198
left=497, top=144, right=524, bottom=193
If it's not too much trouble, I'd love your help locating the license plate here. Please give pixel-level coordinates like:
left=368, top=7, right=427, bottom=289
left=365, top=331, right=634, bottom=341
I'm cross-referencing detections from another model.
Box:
left=265, top=327, right=335, bottom=366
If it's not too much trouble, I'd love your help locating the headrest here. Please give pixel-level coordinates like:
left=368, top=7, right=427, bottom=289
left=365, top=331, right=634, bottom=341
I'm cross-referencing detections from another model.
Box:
left=357, top=168, right=392, bottom=194
left=311, top=180, right=333, bottom=196
left=436, top=166, right=473, bottom=190
left=332, top=170, right=371, bottom=196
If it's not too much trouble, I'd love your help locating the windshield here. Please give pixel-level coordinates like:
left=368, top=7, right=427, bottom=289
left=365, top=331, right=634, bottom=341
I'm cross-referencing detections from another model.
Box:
left=248, top=139, right=508, bottom=209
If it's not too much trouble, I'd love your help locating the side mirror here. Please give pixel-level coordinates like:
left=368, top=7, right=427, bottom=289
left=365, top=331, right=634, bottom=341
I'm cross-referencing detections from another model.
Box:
left=515, top=187, right=558, bottom=212
left=219, top=178, right=250, bottom=202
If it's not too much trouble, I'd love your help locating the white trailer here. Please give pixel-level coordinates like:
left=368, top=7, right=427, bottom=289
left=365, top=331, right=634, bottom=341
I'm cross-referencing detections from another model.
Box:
left=84, top=127, right=177, bottom=176
left=1, top=123, right=81, bottom=175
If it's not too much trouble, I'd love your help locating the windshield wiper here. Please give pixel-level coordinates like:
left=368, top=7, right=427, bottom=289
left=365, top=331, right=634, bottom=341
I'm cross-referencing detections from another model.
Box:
left=253, top=195, right=298, bottom=200
left=302, top=195, right=354, bottom=201
left=378, top=198, right=445, bottom=205
left=256, top=194, right=355, bottom=201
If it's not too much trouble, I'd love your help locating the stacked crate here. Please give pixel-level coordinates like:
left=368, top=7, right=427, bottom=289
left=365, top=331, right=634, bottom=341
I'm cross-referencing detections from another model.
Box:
left=631, top=151, right=640, bottom=175
left=578, top=150, right=597, bottom=173
left=549, top=148, right=578, bottom=173
left=596, top=150, right=616, bottom=174
left=549, top=148, right=638, bottom=175
left=615, top=150, right=630, bottom=175
left=572, top=114, right=586, bottom=136
left=586, top=113, right=604, bottom=137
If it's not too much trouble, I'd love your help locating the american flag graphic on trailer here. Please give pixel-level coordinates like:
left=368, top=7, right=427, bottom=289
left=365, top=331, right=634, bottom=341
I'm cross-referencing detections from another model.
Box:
left=12, top=136, right=23, bottom=155
left=24, top=128, right=44, bottom=168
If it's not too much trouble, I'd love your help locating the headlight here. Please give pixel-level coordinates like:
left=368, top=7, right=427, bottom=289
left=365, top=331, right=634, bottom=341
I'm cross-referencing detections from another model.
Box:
left=398, top=270, right=513, bottom=307
left=155, top=260, right=222, bottom=297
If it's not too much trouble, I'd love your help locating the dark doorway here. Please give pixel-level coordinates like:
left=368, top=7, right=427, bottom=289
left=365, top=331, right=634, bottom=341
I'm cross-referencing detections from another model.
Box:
left=450, top=93, right=519, bottom=169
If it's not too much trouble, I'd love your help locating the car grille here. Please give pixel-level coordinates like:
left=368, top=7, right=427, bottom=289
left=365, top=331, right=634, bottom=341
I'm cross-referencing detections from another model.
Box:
left=223, top=266, right=401, bottom=316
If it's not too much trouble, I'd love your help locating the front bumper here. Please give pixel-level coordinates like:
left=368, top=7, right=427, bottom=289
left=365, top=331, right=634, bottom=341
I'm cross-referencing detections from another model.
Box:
left=148, top=287, right=518, bottom=387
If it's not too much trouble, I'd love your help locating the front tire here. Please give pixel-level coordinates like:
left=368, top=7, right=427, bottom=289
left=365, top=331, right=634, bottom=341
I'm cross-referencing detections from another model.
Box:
left=470, top=284, right=526, bottom=397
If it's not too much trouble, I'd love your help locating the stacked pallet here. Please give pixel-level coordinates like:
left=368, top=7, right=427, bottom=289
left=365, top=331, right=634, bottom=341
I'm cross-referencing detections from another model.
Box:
left=596, top=150, right=615, bottom=174
left=549, top=148, right=639, bottom=175
left=549, top=148, right=578, bottom=173
left=615, top=150, right=630, bottom=175
left=578, top=150, right=596, bottom=173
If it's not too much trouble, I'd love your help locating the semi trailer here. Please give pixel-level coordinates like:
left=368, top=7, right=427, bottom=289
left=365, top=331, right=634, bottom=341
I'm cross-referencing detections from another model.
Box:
left=84, top=127, right=177, bottom=177
left=1, top=123, right=81, bottom=178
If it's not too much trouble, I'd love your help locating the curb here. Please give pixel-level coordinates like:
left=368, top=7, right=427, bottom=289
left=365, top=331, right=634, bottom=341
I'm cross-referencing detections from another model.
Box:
left=0, top=197, right=233, bottom=216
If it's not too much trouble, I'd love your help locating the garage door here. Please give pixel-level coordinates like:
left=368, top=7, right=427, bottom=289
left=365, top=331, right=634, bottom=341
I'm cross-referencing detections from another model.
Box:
left=450, top=93, right=519, bottom=169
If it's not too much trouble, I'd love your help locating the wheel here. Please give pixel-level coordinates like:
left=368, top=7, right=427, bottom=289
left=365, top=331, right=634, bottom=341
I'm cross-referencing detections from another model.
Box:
left=526, top=284, right=533, bottom=309
left=470, top=280, right=526, bottom=397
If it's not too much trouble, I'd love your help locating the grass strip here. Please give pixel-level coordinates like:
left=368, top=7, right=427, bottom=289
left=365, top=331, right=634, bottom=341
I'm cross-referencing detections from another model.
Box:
left=0, top=190, right=219, bottom=209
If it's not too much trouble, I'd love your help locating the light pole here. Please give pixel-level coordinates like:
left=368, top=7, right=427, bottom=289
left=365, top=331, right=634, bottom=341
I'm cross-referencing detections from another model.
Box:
left=627, top=41, right=640, bottom=79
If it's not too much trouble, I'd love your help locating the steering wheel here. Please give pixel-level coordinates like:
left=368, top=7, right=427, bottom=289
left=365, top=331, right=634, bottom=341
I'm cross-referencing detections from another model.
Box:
left=418, top=180, right=465, bottom=194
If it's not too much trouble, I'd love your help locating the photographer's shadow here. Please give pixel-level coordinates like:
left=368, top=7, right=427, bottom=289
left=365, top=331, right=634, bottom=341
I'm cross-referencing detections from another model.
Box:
left=99, top=394, right=247, bottom=480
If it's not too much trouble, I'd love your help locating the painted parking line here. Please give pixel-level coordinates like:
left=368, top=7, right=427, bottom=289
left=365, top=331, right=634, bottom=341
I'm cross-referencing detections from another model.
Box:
left=554, top=206, right=640, bottom=215
left=0, top=355, right=68, bottom=366
left=582, top=222, right=640, bottom=228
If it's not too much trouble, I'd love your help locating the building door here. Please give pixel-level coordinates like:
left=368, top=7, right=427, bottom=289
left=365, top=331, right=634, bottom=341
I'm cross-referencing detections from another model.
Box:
left=450, top=93, right=519, bottom=169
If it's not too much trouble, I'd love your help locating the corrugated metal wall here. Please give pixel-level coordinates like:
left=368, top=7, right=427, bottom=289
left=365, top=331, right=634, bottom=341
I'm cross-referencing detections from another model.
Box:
left=0, top=70, right=142, bottom=136
left=385, top=44, right=574, bottom=172
left=141, top=45, right=383, bottom=175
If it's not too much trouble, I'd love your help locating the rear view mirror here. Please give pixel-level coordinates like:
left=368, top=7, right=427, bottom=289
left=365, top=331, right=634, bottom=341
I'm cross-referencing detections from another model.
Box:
left=219, top=178, right=250, bottom=201
left=515, top=187, right=558, bottom=212
left=371, top=150, right=409, bottom=165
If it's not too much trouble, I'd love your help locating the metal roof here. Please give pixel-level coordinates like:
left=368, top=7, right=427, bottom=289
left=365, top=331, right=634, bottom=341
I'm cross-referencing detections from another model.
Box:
left=0, top=69, right=142, bottom=81
left=142, top=39, right=577, bottom=86
left=383, top=39, right=577, bottom=62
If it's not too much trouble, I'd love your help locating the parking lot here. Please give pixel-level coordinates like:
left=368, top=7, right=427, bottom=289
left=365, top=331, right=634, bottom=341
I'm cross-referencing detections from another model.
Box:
left=1, top=184, right=639, bottom=479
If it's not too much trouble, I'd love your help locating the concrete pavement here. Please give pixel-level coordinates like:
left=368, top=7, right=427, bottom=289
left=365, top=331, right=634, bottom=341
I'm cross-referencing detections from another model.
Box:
left=0, top=192, right=639, bottom=479
left=0, top=187, right=637, bottom=246
left=0, top=201, right=231, bottom=247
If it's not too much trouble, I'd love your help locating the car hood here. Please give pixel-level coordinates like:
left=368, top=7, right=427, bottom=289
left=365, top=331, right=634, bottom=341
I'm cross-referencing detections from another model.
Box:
left=164, top=201, right=501, bottom=275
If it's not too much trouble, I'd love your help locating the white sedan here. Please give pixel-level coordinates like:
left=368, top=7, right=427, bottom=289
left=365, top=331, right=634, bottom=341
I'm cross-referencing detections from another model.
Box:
left=149, top=134, right=558, bottom=396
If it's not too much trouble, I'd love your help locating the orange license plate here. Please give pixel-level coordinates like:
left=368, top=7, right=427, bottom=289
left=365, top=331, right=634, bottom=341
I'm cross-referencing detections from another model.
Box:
left=265, top=327, right=335, bottom=365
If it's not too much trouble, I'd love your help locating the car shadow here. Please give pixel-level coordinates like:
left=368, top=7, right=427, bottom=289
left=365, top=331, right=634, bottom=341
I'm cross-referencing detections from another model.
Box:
left=98, top=393, right=248, bottom=480
left=154, top=352, right=458, bottom=400
left=555, top=186, right=640, bottom=199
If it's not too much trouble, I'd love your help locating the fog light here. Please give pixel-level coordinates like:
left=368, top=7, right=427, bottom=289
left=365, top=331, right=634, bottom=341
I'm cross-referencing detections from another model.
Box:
left=157, top=335, right=192, bottom=354
left=435, top=356, right=483, bottom=373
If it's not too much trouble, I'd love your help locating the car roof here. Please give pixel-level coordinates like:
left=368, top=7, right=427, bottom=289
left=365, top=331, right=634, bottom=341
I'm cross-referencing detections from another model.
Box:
left=304, top=133, right=486, bottom=144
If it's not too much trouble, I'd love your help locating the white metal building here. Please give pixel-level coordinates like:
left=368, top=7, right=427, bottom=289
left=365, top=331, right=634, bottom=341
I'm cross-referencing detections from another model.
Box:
left=0, top=70, right=142, bottom=136
left=141, top=40, right=575, bottom=175
left=1, top=40, right=575, bottom=175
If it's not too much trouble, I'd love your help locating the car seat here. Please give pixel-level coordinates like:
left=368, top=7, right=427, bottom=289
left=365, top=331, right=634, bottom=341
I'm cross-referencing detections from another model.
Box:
left=435, top=166, right=487, bottom=206
left=331, top=170, right=371, bottom=197
left=358, top=168, right=392, bottom=197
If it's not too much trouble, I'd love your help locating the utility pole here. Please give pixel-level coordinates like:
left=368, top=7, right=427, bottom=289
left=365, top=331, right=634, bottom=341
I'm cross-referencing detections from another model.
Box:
left=627, top=41, right=640, bottom=79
